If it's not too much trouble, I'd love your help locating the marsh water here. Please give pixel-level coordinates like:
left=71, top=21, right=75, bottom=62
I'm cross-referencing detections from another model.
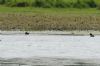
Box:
left=0, top=34, right=100, bottom=66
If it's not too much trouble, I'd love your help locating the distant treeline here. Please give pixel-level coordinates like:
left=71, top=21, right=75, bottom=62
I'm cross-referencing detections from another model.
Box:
left=0, top=0, right=100, bottom=9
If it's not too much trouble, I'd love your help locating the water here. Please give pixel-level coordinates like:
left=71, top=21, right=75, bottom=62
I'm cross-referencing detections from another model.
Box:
left=0, top=34, right=100, bottom=59
left=0, top=34, right=100, bottom=66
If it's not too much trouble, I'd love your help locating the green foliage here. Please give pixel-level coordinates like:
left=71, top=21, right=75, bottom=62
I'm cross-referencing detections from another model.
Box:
left=0, top=0, right=6, bottom=4
left=0, top=0, right=99, bottom=9
left=6, top=2, right=16, bottom=7
left=16, top=2, right=29, bottom=7
left=85, top=0, right=97, bottom=8
left=55, top=0, right=67, bottom=8
left=73, top=0, right=85, bottom=8
left=97, top=4, right=100, bottom=10
left=33, top=0, right=52, bottom=8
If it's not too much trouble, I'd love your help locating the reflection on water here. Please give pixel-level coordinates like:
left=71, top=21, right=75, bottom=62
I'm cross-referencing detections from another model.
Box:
left=0, top=57, right=100, bottom=66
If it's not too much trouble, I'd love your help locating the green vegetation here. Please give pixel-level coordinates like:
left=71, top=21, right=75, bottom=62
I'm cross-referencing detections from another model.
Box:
left=0, top=0, right=100, bottom=31
left=0, top=0, right=100, bottom=9
left=0, top=6, right=100, bottom=14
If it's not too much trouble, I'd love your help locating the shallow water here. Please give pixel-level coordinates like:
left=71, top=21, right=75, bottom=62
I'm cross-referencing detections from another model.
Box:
left=0, top=34, right=100, bottom=59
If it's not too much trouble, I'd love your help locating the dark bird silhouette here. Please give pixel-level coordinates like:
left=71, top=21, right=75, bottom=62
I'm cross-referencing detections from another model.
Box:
left=25, top=32, right=29, bottom=35
left=90, top=33, right=94, bottom=37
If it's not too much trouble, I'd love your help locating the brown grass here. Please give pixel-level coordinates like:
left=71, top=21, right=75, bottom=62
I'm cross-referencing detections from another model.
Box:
left=0, top=13, right=100, bottom=31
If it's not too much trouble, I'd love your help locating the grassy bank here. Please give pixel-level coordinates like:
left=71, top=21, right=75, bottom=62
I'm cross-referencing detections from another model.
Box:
left=0, top=13, right=100, bottom=31
left=0, top=6, right=100, bottom=31
left=0, top=6, right=100, bottom=14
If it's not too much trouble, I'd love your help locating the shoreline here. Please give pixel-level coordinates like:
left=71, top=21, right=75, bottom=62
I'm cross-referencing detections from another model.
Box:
left=0, top=30, right=100, bottom=36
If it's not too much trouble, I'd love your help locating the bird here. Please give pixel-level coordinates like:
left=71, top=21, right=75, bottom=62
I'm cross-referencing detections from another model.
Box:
left=25, top=32, right=29, bottom=35
left=90, top=33, right=94, bottom=37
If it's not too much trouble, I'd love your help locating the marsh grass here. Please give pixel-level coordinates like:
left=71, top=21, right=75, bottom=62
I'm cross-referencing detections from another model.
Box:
left=0, top=13, right=100, bottom=31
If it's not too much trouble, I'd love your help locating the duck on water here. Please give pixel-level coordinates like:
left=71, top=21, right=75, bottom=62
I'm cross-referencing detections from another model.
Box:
left=25, top=32, right=30, bottom=35
left=90, top=33, right=95, bottom=37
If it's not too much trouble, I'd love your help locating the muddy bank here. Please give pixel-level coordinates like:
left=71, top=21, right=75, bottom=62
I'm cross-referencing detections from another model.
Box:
left=0, top=13, right=100, bottom=31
